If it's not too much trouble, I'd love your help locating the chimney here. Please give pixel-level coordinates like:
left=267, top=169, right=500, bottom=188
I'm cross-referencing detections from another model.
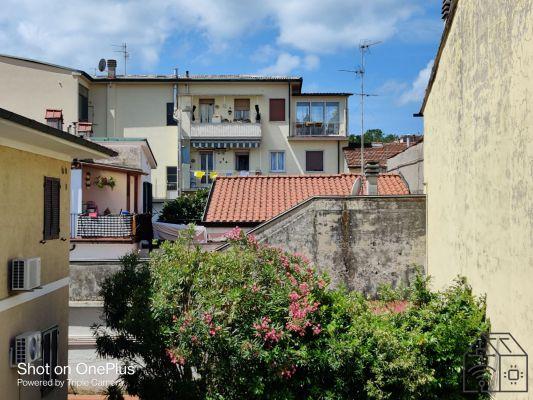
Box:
left=364, top=161, right=380, bottom=195
left=107, top=59, right=117, bottom=78
left=442, top=0, right=451, bottom=20
left=45, top=109, right=63, bottom=130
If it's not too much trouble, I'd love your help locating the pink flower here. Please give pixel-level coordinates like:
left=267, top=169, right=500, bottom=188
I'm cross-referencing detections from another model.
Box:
left=281, top=365, right=297, bottom=379
left=225, top=227, right=243, bottom=240
left=203, top=312, right=213, bottom=324
left=317, top=279, right=326, bottom=289
left=312, top=324, right=322, bottom=335
left=166, top=349, right=178, bottom=364
left=289, top=291, right=300, bottom=301
left=251, top=283, right=260, bottom=293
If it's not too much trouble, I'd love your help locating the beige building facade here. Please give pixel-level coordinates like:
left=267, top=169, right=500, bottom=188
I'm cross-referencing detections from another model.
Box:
left=421, top=0, right=533, bottom=397
left=0, top=55, right=350, bottom=202
left=0, top=108, right=114, bottom=399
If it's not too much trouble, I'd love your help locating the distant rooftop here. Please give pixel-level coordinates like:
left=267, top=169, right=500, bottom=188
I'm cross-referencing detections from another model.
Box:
left=203, top=174, right=409, bottom=225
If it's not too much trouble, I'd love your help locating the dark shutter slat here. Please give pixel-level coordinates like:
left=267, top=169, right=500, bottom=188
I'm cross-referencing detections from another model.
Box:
left=43, top=177, right=60, bottom=240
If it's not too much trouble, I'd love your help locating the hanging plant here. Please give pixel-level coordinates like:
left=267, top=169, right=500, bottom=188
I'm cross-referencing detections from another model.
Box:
left=94, top=176, right=116, bottom=190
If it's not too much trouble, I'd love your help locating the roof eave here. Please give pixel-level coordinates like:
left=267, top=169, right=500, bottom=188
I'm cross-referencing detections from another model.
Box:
left=417, top=0, right=459, bottom=117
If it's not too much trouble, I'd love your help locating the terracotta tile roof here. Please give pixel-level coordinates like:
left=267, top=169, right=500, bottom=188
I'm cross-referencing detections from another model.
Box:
left=343, top=142, right=408, bottom=168
left=45, top=109, right=63, bottom=119
left=204, top=174, right=409, bottom=224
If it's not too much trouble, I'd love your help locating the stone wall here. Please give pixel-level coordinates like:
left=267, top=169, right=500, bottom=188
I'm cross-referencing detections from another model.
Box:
left=248, top=196, right=426, bottom=296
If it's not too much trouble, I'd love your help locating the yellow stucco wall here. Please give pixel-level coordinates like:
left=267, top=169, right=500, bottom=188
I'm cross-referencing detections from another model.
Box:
left=0, top=146, right=70, bottom=298
left=424, top=1, right=533, bottom=398
left=0, top=145, right=70, bottom=399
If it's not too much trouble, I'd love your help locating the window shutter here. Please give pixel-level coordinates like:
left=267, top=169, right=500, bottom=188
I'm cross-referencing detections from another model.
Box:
left=234, top=99, right=250, bottom=111
left=269, top=99, right=285, bottom=121
left=166, top=103, right=177, bottom=126
left=44, top=177, right=60, bottom=240
left=306, top=151, right=324, bottom=172
left=143, top=182, right=153, bottom=214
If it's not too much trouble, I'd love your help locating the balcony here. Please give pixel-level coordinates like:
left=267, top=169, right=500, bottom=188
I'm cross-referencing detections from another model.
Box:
left=190, top=122, right=261, bottom=149
left=291, top=122, right=342, bottom=137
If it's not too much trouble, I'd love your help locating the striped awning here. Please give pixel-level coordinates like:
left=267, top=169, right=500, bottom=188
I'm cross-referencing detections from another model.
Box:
left=191, top=140, right=261, bottom=149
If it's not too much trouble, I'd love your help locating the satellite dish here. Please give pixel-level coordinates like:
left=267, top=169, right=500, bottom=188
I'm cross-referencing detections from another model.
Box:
left=98, top=58, right=106, bottom=72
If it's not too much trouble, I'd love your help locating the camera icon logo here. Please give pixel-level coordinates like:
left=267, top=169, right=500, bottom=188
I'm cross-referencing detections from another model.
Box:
left=463, top=332, right=528, bottom=393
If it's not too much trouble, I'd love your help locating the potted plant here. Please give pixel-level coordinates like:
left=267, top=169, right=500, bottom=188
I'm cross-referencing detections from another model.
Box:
left=94, top=176, right=116, bottom=190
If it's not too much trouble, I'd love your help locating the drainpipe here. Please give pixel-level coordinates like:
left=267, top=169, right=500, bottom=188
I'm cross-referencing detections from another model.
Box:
left=174, top=68, right=181, bottom=197
left=288, top=82, right=291, bottom=137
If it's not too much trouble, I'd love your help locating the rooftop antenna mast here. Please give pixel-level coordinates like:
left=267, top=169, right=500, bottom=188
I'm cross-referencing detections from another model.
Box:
left=339, top=40, right=381, bottom=176
left=113, top=43, right=129, bottom=76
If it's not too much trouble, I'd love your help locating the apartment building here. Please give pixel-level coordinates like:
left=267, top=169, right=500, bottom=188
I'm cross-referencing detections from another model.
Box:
left=0, top=54, right=351, bottom=204
left=0, top=108, right=115, bottom=399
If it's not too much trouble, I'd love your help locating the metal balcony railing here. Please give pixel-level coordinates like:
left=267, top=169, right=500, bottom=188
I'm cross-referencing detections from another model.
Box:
left=292, top=122, right=341, bottom=136
left=71, top=213, right=133, bottom=238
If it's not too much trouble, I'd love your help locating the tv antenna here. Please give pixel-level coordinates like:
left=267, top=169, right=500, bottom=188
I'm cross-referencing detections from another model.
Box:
left=339, top=40, right=381, bottom=175
left=113, top=43, right=129, bottom=76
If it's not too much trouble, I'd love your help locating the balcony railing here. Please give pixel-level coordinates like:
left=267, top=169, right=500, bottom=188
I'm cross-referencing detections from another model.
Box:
left=70, top=213, right=133, bottom=238
left=190, top=122, right=261, bottom=139
left=292, top=122, right=341, bottom=136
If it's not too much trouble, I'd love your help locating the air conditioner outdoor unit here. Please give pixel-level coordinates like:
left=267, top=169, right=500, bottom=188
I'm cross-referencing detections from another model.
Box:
left=13, top=331, right=42, bottom=366
left=11, top=257, right=41, bottom=291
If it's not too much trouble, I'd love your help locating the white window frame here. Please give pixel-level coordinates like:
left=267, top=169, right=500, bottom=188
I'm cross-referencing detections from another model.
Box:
left=270, top=151, right=286, bottom=172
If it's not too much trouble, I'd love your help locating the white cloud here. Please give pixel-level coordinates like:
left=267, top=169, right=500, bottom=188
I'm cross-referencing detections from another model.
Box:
left=303, top=55, right=320, bottom=71
left=259, top=53, right=301, bottom=75
left=258, top=52, right=320, bottom=75
left=398, top=59, right=434, bottom=105
left=0, top=0, right=431, bottom=72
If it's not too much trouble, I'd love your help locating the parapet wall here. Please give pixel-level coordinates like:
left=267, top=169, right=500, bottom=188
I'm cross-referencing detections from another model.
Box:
left=249, top=196, right=426, bottom=296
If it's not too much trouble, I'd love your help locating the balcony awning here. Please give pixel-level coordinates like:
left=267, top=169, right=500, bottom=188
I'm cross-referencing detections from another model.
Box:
left=191, top=139, right=260, bottom=149
left=190, top=122, right=262, bottom=149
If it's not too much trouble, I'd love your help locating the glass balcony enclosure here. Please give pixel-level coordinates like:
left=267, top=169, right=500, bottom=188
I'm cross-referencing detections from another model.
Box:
left=294, top=101, right=340, bottom=136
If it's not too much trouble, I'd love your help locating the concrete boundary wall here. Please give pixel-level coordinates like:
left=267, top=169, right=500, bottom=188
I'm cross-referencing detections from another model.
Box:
left=240, top=195, right=426, bottom=296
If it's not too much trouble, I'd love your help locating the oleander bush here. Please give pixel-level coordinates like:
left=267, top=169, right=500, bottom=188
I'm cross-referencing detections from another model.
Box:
left=94, top=228, right=489, bottom=400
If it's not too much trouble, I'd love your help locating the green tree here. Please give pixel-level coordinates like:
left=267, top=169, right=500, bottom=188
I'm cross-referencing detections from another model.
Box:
left=158, top=189, right=208, bottom=224
left=95, top=229, right=489, bottom=400
left=349, top=129, right=399, bottom=147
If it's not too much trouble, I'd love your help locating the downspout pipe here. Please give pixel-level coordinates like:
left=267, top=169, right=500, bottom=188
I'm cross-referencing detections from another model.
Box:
left=288, top=82, right=291, bottom=137
left=173, top=68, right=181, bottom=197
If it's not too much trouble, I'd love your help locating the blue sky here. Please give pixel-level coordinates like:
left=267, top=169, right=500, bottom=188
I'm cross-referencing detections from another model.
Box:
left=0, top=0, right=443, bottom=135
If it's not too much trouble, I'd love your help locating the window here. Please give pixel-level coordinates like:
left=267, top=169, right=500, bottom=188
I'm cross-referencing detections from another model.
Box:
left=166, top=167, right=178, bottom=191
left=200, top=152, right=214, bottom=184
left=142, top=181, right=153, bottom=214
left=234, top=99, right=250, bottom=121
left=325, top=102, right=340, bottom=134
left=270, top=151, right=285, bottom=172
left=78, top=85, right=89, bottom=122
left=305, top=151, right=324, bottom=172
left=296, top=102, right=310, bottom=122
left=166, top=103, right=177, bottom=126
left=269, top=99, right=285, bottom=121
left=41, top=326, right=59, bottom=391
left=199, top=99, right=215, bottom=123
left=44, top=177, right=60, bottom=240
left=296, top=101, right=339, bottom=135
left=235, top=153, right=250, bottom=171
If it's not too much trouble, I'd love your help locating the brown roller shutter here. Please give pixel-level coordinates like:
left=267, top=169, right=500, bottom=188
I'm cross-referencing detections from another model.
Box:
left=269, top=99, right=285, bottom=121
left=234, top=98, right=250, bottom=110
